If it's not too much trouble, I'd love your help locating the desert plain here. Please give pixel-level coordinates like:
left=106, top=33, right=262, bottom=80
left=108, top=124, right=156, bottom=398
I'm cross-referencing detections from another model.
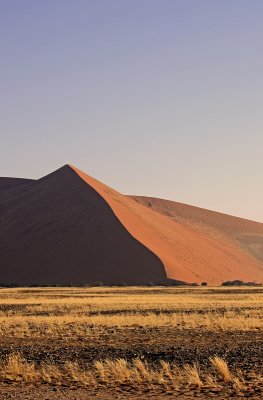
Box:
left=0, top=285, right=263, bottom=399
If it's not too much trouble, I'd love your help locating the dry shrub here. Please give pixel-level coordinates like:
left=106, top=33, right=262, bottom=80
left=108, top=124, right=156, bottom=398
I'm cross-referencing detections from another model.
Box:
left=183, top=363, right=202, bottom=386
left=160, top=360, right=174, bottom=382
left=64, top=361, right=95, bottom=385
left=210, top=356, right=232, bottom=381
left=94, top=358, right=161, bottom=385
left=232, top=376, right=244, bottom=390
left=40, top=362, right=63, bottom=384
left=204, top=373, right=217, bottom=387
left=94, top=358, right=132, bottom=384
left=0, top=353, right=38, bottom=382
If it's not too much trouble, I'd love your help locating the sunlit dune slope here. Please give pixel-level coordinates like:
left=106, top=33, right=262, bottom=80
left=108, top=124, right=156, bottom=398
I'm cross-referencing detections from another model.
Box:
left=131, top=196, right=263, bottom=267
left=71, top=166, right=263, bottom=284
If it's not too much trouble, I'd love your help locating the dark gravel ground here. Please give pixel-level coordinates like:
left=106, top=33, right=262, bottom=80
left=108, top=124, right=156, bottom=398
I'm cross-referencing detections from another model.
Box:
left=1, top=327, right=263, bottom=398
left=0, top=327, right=262, bottom=373
left=1, top=381, right=263, bottom=399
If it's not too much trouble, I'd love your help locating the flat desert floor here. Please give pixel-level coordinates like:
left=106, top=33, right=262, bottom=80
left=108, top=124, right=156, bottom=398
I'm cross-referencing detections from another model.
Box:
left=0, top=286, right=263, bottom=399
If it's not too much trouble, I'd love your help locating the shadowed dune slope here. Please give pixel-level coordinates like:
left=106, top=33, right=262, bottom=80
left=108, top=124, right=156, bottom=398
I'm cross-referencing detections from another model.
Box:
left=0, top=166, right=166, bottom=285
left=0, top=178, right=33, bottom=189
left=71, top=166, right=263, bottom=285
left=1, top=165, right=263, bottom=285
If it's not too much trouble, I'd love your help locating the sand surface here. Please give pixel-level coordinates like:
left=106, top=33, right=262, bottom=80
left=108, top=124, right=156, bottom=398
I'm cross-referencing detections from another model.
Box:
left=132, top=196, right=263, bottom=263
left=1, top=164, right=263, bottom=285
left=0, top=166, right=165, bottom=285
left=72, top=165, right=263, bottom=284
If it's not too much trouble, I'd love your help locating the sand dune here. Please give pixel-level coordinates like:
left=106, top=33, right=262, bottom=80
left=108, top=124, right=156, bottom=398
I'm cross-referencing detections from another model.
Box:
left=131, top=196, right=263, bottom=267
left=0, top=166, right=165, bottom=285
left=71, top=166, right=263, bottom=285
left=0, top=164, right=263, bottom=285
left=0, top=177, right=33, bottom=189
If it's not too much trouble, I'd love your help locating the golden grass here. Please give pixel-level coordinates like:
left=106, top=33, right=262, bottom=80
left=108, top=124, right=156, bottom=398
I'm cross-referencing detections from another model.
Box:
left=183, top=363, right=203, bottom=386
left=1, top=312, right=262, bottom=340
left=210, top=356, right=232, bottom=381
left=0, top=286, right=262, bottom=338
left=0, top=353, right=250, bottom=390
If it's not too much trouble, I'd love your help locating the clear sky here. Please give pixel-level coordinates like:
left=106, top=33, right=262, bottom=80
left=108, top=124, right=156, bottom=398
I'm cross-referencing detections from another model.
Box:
left=1, top=0, right=263, bottom=221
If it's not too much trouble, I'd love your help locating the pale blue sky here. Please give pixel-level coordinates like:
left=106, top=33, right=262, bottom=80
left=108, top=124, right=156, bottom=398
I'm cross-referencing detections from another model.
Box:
left=1, top=1, right=263, bottom=221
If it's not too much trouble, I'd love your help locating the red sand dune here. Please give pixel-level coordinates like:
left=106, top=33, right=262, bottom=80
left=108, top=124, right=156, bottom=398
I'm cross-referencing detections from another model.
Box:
left=131, top=196, right=263, bottom=266
left=0, top=164, right=263, bottom=285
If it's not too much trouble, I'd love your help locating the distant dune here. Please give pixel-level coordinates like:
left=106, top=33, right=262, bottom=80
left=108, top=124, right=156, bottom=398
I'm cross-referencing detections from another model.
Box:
left=0, top=165, right=263, bottom=285
left=131, top=196, right=263, bottom=266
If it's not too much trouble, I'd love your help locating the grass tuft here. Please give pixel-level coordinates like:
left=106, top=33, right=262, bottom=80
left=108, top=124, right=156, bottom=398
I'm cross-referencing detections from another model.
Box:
left=210, top=356, right=232, bottom=381
left=183, top=363, right=202, bottom=386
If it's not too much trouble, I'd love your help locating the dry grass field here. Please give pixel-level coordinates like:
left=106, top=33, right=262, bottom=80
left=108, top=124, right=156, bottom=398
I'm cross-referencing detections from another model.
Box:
left=0, top=286, right=263, bottom=399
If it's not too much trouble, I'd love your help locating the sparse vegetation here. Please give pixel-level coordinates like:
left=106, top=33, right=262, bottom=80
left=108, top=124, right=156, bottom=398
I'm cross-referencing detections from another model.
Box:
left=210, top=356, right=232, bottom=382
left=0, top=286, right=262, bottom=398
left=0, top=352, right=258, bottom=393
left=222, top=280, right=262, bottom=287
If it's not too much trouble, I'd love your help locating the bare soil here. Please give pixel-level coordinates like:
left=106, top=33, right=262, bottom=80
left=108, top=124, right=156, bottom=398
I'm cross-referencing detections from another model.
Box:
left=1, top=328, right=263, bottom=372
left=1, top=327, right=263, bottom=399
